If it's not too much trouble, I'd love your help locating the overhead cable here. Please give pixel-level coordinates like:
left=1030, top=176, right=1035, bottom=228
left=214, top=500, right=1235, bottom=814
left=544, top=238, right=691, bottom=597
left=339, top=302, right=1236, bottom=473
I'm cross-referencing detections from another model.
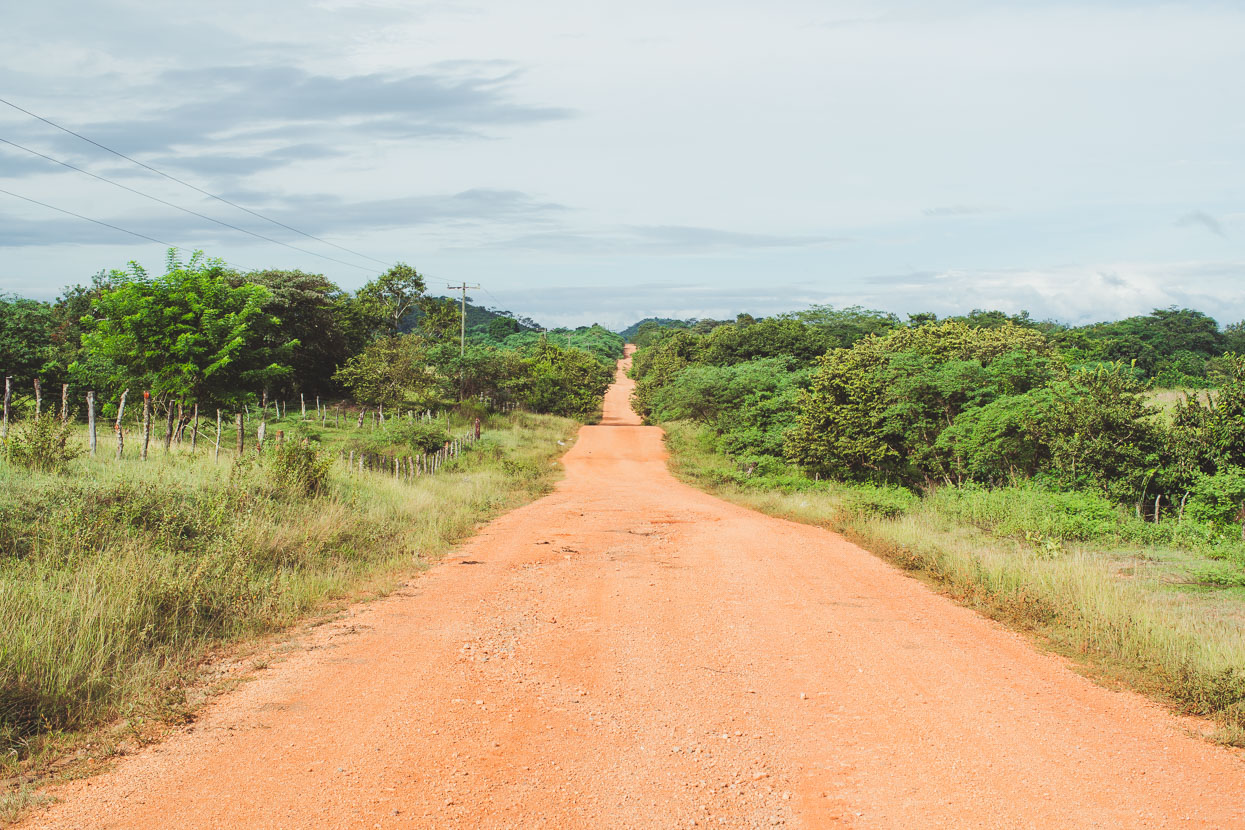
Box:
left=0, top=186, right=250, bottom=271
left=0, top=95, right=393, bottom=269
left=0, top=136, right=377, bottom=274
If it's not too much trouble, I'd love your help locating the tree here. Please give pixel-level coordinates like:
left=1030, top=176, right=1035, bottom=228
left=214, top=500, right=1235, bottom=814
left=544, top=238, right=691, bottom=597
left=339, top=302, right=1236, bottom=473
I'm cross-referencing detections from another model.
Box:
left=356, top=263, right=426, bottom=336
left=1042, top=364, right=1161, bottom=503
left=515, top=341, right=613, bottom=419
left=415, top=296, right=461, bottom=343
left=0, top=294, right=55, bottom=386
left=79, top=251, right=290, bottom=405
left=785, top=321, right=1056, bottom=485
left=237, top=269, right=351, bottom=395
left=333, top=334, right=437, bottom=407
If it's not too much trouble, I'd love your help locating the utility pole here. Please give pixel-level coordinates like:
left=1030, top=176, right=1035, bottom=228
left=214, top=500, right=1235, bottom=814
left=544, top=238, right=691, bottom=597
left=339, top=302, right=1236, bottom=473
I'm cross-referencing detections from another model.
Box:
left=447, top=282, right=481, bottom=400
left=446, top=282, right=481, bottom=357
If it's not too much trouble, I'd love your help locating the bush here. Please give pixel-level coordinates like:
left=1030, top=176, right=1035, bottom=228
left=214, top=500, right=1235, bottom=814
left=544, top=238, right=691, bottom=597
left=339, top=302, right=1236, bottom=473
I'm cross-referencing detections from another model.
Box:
left=929, top=484, right=1122, bottom=542
left=1186, top=467, right=1245, bottom=529
left=374, top=419, right=451, bottom=455
left=840, top=483, right=919, bottom=519
left=269, top=440, right=331, bottom=497
left=4, top=414, right=84, bottom=473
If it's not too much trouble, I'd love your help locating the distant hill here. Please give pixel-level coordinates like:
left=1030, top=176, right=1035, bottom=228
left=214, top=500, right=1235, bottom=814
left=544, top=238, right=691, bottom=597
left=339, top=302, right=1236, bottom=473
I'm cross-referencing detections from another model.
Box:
left=400, top=296, right=542, bottom=336
left=618, top=317, right=693, bottom=340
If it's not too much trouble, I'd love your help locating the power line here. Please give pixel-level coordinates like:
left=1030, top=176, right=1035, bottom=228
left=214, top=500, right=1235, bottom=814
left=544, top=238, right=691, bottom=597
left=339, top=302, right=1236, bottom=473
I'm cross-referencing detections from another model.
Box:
left=0, top=186, right=254, bottom=274
left=0, top=136, right=378, bottom=274
left=0, top=95, right=393, bottom=269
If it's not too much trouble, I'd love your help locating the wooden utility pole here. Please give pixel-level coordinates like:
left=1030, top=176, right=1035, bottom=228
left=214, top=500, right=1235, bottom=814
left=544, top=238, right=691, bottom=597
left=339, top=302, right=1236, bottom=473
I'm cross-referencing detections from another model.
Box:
left=446, top=282, right=481, bottom=358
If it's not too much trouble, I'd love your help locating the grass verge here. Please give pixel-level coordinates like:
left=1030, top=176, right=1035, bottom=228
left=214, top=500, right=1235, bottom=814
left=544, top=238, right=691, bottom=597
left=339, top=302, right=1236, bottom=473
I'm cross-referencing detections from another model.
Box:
left=0, top=410, right=577, bottom=817
left=663, top=421, right=1245, bottom=747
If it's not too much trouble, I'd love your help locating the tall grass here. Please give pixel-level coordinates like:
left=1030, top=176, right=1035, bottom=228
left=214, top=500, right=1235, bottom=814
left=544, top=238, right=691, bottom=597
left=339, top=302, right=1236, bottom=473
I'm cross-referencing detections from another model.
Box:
left=663, top=421, right=1245, bottom=744
left=0, top=411, right=575, bottom=769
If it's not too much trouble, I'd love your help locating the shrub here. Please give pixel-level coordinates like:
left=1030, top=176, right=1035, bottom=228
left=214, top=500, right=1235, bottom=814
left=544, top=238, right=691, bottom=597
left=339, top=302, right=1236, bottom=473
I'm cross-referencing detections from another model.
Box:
left=4, top=414, right=84, bottom=473
left=1185, top=467, right=1245, bottom=529
left=929, top=484, right=1121, bottom=542
left=374, top=418, right=451, bottom=455
left=840, top=483, right=919, bottom=519
left=269, top=440, right=331, bottom=497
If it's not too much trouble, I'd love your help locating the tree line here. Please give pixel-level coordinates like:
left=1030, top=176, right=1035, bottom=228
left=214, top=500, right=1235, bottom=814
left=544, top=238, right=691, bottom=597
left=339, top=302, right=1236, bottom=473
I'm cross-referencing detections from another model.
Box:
left=631, top=305, right=1245, bottom=534
left=0, top=250, right=623, bottom=421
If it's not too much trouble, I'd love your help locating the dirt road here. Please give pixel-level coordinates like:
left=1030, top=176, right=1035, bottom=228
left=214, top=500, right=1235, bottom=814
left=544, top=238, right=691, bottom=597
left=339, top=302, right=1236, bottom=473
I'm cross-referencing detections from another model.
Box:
left=30, top=349, right=1245, bottom=828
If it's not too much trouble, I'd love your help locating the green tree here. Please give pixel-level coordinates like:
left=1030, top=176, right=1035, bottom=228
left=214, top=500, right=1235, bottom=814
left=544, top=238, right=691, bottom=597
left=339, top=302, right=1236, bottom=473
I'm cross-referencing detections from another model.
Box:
left=0, top=294, right=55, bottom=386
left=237, top=269, right=351, bottom=395
left=515, top=341, right=612, bottom=419
left=786, top=321, right=1056, bottom=485
left=356, top=262, right=426, bottom=336
left=416, top=296, right=462, bottom=343
left=1041, top=364, right=1161, bottom=503
left=333, top=334, right=437, bottom=407
left=79, top=251, right=289, bottom=405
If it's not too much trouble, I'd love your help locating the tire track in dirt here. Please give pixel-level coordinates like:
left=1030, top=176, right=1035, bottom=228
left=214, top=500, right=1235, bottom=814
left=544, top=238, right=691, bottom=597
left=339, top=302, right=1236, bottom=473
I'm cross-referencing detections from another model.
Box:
left=27, top=347, right=1245, bottom=828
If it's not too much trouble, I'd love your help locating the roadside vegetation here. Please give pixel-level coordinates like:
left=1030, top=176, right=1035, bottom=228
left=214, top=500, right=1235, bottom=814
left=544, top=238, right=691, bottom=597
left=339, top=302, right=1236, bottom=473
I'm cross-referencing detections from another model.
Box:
left=0, top=249, right=618, bottom=807
left=631, top=306, right=1245, bottom=743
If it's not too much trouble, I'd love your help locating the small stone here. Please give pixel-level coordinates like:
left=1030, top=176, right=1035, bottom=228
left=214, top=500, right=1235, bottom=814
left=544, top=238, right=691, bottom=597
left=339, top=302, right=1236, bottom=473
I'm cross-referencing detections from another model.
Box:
left=799, top=692, right=808, bottom=700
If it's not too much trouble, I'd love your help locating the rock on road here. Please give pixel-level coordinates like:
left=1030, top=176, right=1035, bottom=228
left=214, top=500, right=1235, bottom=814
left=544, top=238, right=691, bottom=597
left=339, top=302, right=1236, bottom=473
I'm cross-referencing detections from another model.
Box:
left=29, top=348, right=1245, bottom=829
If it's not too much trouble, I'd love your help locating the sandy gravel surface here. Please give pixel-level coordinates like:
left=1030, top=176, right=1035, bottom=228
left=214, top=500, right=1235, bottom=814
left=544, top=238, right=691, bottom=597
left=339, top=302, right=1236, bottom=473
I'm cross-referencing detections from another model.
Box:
left=27, top=348, right=1245, bottom=829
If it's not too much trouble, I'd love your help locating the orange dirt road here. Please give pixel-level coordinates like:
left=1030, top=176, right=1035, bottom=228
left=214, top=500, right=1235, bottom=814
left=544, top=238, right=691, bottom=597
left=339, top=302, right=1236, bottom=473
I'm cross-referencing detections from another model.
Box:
left=29, top=349, right=1245, bottom=829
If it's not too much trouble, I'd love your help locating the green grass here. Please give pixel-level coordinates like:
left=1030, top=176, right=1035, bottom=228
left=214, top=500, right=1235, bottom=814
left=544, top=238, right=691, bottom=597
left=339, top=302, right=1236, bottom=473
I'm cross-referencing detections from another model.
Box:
left=662, top=420, right=1245, bottom=745
left=0, top=409, right=576, bottom=792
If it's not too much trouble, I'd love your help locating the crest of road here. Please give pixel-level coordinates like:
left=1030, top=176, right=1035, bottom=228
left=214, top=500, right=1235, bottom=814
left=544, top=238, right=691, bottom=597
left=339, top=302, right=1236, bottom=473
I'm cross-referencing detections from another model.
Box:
left=31, top=347, right=1245, bottom=828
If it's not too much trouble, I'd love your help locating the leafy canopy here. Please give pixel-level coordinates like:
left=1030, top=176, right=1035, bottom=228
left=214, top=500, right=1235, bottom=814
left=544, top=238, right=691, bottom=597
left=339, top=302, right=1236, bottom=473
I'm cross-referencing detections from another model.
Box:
left=78, top=251, right=291, bottom=405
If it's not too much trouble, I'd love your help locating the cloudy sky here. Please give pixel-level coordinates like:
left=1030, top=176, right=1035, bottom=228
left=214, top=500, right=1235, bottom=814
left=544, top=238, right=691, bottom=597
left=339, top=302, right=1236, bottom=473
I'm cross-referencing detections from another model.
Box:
left=2, top=0, right=1243, bottom=328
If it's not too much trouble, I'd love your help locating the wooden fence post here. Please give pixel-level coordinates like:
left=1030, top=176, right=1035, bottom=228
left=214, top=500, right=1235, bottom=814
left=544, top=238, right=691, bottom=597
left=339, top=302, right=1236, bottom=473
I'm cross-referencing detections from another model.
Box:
left=356, top=408, right=366, bottom=429
left=214, top=409, right=222, bottom=463
left=257, top=419, right=266, bottom=452
left=33, top=378, right=41, bottom=418
left=60, top=383, right=69, bottom=424
left=141, top=391, right=152, bottom=460
left=301, top=393, right=306, bottom=421
left=163, top=400, right=175, bottom=451
left=191, top=403, right=199, bottom=451
left=2, top=376, right=9, bottom=440
left=236, top=412, right=244, bottom=455
left=87, top=391, right=96, bottom=456
left=115, top=389, right=128, bottom=460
